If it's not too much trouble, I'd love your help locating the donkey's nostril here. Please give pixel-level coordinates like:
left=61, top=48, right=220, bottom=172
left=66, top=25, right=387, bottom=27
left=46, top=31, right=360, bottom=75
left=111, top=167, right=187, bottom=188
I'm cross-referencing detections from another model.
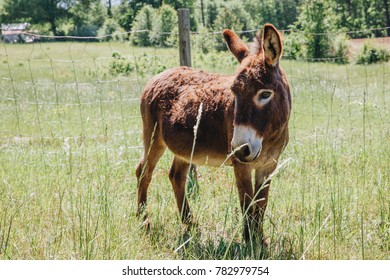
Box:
left=241, top=144, right=251, bottom=158
left=234, top=143, right=251, bottom=162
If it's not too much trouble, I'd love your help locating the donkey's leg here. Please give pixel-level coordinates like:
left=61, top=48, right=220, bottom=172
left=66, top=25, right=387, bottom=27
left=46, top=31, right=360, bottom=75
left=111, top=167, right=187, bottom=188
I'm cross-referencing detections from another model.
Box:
left=136, top=122, right=166, bottom=219
left=233, top=162, right=254, bottom=242
left=169, top=157, right=192, bottom=224
left=254, top=170, right=272, bottom=246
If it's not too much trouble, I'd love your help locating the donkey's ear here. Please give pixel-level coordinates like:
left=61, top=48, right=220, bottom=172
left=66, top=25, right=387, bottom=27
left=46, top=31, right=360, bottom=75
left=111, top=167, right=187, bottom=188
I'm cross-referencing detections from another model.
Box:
left=223, top=29, right=250, bottom=63
left=262, top=24, right=282, bottom=67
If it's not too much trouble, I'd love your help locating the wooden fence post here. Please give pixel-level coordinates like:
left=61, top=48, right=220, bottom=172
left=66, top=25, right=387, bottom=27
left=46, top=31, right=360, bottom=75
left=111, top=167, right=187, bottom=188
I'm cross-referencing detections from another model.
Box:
left=178, top=8, right=191, bottom=67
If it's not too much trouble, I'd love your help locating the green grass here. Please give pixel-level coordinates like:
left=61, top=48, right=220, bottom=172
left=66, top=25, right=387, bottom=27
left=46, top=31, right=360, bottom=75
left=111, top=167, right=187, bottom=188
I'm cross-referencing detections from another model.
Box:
left=0, top=41, right=389, bottom=260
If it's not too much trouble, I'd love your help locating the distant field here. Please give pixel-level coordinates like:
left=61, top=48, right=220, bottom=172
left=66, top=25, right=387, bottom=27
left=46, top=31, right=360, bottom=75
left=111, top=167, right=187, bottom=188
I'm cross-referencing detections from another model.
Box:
left=349, top=36, right=390, bottom=57
left=0, top=41, right=389, bottom=260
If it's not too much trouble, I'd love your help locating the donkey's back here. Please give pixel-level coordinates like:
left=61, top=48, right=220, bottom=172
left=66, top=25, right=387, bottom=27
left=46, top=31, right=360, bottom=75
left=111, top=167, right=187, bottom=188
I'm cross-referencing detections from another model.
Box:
left=140, top=66, right=236, bottom=166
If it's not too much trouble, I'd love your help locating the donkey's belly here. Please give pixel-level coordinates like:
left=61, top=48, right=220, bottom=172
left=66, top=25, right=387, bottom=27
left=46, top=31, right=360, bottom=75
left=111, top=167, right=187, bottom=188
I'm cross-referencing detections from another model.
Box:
left=161, top=116, right=231, bottom=167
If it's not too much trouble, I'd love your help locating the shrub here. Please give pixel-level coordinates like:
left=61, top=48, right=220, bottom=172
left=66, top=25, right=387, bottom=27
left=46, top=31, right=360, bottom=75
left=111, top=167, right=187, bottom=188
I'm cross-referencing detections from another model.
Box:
left=69, top=24, right=100, bottom=37
left=282, top=31, right=307, bottom=60
left=212, top=2, right=254, bottom=51
left=109, top=52, right=171, bottom=77
left=109, top=52, right=135, bottom=76
left=192, top=25, right=214, bottom=54
left=331, top=34, right=350, bottom=64
left=130, top=5, right=155, bottom=46
left=150, top=4, right=178, bottom=47
left=97, top=19, right=126, bottom=42
left=356, top=43, right=390, bottom=64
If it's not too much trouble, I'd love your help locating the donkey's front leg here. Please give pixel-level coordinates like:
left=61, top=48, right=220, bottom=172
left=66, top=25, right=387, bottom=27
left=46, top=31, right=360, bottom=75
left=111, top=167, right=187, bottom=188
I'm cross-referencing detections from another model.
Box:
left=254, top=169, right=273, bottom=246
left=233, top=162, right=255, bottom=242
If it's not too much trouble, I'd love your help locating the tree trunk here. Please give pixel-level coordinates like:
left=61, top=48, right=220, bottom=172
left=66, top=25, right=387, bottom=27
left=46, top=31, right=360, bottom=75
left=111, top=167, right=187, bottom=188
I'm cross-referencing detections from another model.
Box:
left=200, top=0, right=205, bottom=26
left=49, top=19, right=57, bottom=36
left=108, top=0, right=112, bottom=17
left=384, top=0, right=390, bottom=36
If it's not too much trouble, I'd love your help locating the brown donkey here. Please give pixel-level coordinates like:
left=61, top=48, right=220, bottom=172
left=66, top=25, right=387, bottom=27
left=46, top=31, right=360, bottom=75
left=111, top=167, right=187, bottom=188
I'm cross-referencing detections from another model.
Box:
left=136, top=24, right=291, bottom=244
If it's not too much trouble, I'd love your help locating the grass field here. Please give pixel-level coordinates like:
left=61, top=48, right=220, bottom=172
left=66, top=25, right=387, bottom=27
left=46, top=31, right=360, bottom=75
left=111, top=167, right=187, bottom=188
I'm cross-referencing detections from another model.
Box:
left=0, top=41, right=389, bottom=260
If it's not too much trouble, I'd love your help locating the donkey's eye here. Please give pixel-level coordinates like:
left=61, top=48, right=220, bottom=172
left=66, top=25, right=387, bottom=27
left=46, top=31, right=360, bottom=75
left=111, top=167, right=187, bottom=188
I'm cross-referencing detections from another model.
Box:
left=259, top=91, right=272, bottom=100
left=255, top=89, right=274, bottom=106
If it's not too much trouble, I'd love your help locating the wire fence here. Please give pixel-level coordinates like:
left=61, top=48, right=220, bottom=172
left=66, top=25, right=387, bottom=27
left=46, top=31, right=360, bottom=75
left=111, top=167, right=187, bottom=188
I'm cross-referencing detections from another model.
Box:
left=0, top=28, right=389, bottom=170
left=0, top=26, right=389, bottom=260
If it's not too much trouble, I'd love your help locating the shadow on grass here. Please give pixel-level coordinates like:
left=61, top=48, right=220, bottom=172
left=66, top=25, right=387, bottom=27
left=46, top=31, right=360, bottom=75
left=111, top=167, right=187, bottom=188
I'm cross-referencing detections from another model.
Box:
left=142, top=220, right=297, bottom=260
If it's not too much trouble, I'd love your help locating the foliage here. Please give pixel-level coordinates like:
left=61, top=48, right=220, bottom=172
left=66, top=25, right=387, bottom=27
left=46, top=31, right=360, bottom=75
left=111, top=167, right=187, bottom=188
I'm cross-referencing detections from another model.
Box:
left=355, top=43, right=390, bottom=64
left=0, top=43, right=389, bottom=260
left=1, top=0, right=390, bottom=43
left=1, top=0, right=390, bottom=63
left=212, top=1, right=254, bottom=51
left=109, top=52, right=135, bottom=75
left=242, top=0, right=303, bottom=30
left=150, top=4, right=178, bottom=47
left=163, top=0, right=197, bottom=31
left=192, top=25, right=214, bottom=54
left=69, top=0, right=106, bottom=37
left=0, top=0, right=105, bottom=36
left=1, top=0, right=73, bottom=35
left=282, top=31, right=307, bottom=60
left=114, top=0, right=162, bottom=31
left=295, top=0, right=336, bottom=60
left=331, top=34, right=350, bottom=64
left=109, top=51, right=169, bottom=77
left=97, top=18, right=126, bottom=42
left=113, top=1, right=135, bottom=32
left=130, top=5, right=155, bottom=47
left=333, top=0, right=390, bottom=38
left=284, top=0, right=350, bottom=63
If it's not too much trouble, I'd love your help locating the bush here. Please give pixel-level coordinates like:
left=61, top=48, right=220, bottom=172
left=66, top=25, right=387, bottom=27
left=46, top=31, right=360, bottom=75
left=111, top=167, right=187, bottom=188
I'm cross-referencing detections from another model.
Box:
left=282, top=31, right=349, bottom=64
left=109, top=52, right=135, bottom=76
left=109, top=52, right=171, bottom=77
left=97, top=18, right=126, bottom=42
left=282, top=31, right=307, bottom=60
left=130, top=5, right=155, bottom=46
left=331, top=34, right=350, bottom=64
left=356, top=43, right=390, bottom=64
left=69, top=24, right=100, bottom=37
left=192, top=25, right=214, bottom=54
left=150, top=4, right=178, bottom=47
left=212, top=2, right=254, bottom=51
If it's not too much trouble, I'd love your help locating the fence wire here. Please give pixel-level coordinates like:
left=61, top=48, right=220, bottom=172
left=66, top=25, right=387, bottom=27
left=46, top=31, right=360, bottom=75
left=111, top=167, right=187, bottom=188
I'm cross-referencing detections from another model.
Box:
left=0, top=28, right=389, bottom=168
left=0, top=27, right=389, bottom=260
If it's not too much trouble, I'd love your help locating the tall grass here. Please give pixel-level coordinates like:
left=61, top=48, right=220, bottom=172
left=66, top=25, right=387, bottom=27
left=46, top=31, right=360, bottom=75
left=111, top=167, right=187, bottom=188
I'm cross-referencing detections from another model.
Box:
left=0, top=41, right=389, bottom=259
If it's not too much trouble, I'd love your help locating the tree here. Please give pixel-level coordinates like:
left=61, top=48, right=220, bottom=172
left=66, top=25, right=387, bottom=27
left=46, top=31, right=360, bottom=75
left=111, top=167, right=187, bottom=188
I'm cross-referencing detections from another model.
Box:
left=241, top=0, right=302, bottom=30
left=130, top=5, right=156, bottom=46
left=291, top=0, right=337, bottom=59
left=1, top=0, right=100, bottom=36
left=163, top=0, right=197, bottom=30
left=107, top=0, right=113, bottom=17
left=2, top=0, right=67, bottom=35
left=150, top=4, right=178, bottom=47
left=385, top=0, right=390, bottom=36
left=212, top=1, right=255, bottom=50
left=216, top=1, right=255, bottom=31
left=205, top=0, right=218, bottom=28
left=70, top=1, right=106, bottom=37
left=115, top=0, right=162, bottom=31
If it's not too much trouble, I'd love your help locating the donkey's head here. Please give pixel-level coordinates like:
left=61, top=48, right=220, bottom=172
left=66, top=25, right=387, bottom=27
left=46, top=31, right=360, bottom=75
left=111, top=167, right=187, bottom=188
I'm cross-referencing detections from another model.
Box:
left=223, top=24, right=291, bottom=163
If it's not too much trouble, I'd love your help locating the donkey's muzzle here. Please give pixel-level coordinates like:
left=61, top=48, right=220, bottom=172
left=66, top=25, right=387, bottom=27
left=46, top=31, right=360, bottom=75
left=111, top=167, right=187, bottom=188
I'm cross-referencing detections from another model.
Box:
left=231, top=125, right=262, bottom=163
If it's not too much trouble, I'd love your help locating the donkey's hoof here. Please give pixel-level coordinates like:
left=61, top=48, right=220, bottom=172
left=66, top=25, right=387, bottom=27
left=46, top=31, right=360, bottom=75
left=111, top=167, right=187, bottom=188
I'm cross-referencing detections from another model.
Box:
left=262, top=237, right=270, bottom=248
left=140, top=218, right=151, bottom=232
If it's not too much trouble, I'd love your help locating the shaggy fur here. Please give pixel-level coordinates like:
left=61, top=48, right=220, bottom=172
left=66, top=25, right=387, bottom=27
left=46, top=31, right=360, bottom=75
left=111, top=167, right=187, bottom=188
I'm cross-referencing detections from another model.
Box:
left=136, top=24, right=291, bottom=244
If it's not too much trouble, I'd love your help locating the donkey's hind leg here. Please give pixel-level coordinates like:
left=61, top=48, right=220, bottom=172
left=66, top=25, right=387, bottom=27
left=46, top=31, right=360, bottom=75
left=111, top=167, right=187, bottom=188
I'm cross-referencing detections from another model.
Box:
left=136, top=122, right=166, bottom=220
left=169, top=157, right=193, bottom=224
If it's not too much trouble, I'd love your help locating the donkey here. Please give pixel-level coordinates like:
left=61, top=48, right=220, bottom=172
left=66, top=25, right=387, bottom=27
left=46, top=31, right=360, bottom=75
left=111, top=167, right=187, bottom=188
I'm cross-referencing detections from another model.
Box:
left=136, top=24, right=291, bottom=244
